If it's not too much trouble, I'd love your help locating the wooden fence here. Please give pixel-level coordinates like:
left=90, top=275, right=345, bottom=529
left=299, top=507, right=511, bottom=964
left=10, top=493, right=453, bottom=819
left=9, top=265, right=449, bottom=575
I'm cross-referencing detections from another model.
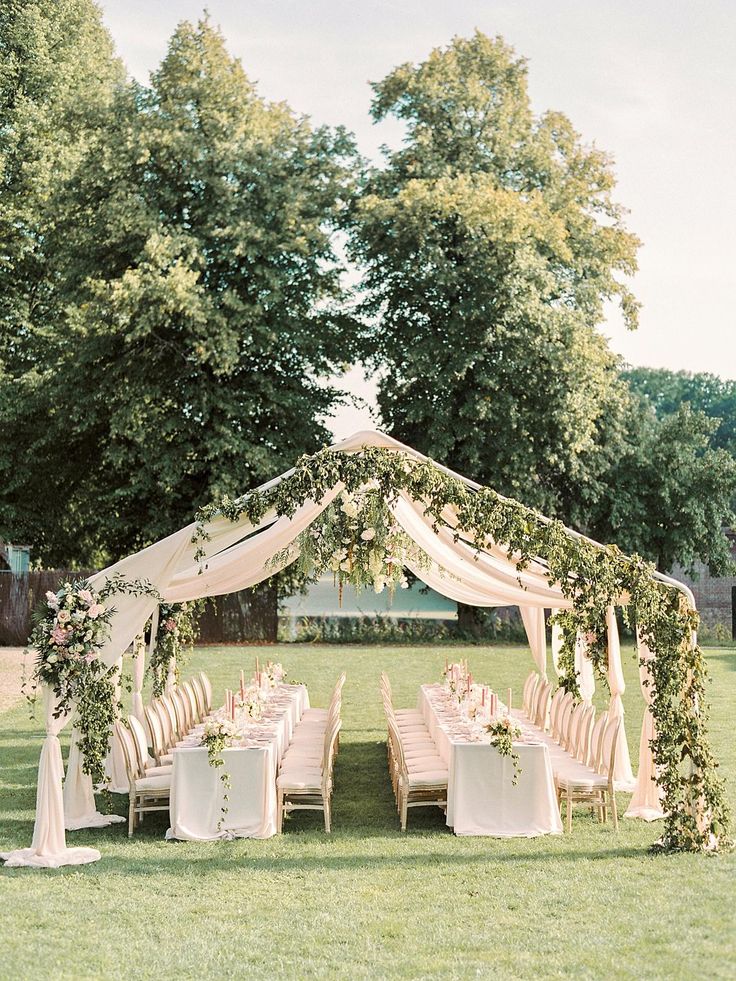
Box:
left=0, top=572, right=277, bottom=646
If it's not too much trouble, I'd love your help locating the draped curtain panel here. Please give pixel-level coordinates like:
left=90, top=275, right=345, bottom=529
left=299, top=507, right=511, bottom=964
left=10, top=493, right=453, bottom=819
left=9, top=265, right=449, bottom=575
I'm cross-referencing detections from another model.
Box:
left=604, top=607, right=636, bottom=791
left=625, top=631, right=665, bottom=821
left=519, top=607, right=548, bottom=679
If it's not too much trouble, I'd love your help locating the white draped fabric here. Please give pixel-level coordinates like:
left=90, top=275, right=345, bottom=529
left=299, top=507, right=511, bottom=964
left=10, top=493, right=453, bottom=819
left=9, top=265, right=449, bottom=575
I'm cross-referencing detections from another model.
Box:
left=604, top=607, right=636, bottom=791
left=519, top=607, right=548, bottom=679
left=63, top=729, right=125, bottom=831
left=0, top=687, right=100, bottom=867
left=575, top=632, right=596, bottom=705
left=550, top=614, right=563, bottom=677
left=625, top=631, right=665, bottom=821
left=5, top=429, right=695, bottom=867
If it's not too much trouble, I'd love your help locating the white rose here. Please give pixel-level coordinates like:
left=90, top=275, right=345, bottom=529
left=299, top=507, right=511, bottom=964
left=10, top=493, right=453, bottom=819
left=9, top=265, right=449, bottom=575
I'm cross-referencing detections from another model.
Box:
left=360, top=528, right=376, bottom=541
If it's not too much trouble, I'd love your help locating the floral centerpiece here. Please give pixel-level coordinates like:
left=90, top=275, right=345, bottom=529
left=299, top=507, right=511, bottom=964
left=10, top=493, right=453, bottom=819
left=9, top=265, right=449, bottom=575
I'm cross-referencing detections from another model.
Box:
left=237, top=684, right=264, bottom=720
left=486, top=715, right=523, bottom=786
left=263, top=660, right=286, bottom=688
left=200, top=718, right=239, bottom=830
left=443, top=661, right=470, bottom=702
left=26, top=574, right=160, bottom=790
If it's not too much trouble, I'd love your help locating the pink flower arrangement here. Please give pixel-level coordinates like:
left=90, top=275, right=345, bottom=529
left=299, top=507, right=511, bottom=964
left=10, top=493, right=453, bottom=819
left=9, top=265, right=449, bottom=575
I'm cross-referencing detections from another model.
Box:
left=51, top=626, right=70, bottom=646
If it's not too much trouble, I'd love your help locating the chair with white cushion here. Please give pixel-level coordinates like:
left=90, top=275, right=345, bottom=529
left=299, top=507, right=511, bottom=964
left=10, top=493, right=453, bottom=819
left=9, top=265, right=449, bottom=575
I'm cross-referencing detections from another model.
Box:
left=277, top=714, right=341, bottom=833
left=555, top=716, right=622, bottom=832
left=386, top=714, right=447, bottom=831
left=115, top=719, right=171, bottom=837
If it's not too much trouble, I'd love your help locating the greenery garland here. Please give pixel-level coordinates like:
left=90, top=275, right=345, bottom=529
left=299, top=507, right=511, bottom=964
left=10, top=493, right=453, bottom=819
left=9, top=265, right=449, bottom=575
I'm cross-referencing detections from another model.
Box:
left=200, top=719, right=237, bottom=832
left=191, top=443, right=731, bottom=853
left=148, top=600, right=204, bottom=698
left=486, top=716, right=523, bottom=786
left=26, top=574, right=161, bottom=790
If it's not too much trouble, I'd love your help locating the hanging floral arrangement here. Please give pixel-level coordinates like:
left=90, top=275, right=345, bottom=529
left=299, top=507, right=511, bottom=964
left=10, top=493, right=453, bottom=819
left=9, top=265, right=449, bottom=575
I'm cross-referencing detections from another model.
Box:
left=26, top=575, right=160, bottom=789
left=149, top=600, right=204, bottom=698
left=272, top=486, right=432, bottom=600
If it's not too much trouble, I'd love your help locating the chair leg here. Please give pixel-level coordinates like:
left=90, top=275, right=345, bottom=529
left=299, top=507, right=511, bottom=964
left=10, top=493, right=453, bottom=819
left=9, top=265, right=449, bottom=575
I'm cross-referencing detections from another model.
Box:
left=324, top=797, right=331, bottom=834
left=610, top=790, right=619, bottom=831
left=277, top=790, right=284, bottom=833
left=400, top=789, right=408, bottom=832
left=566, top=788, right=573, bottom=833
left=128, top=794, right=136, bottom=838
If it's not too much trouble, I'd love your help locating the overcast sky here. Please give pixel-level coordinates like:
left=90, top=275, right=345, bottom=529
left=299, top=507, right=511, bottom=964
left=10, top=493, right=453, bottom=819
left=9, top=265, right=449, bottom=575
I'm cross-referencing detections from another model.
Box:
left=99, top=0, right=736, bottom=437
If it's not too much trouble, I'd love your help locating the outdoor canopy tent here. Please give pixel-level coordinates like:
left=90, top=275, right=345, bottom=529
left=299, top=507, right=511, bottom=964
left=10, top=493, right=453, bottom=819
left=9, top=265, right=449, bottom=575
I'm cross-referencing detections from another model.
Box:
left=2, top=429, right=690, bottom=868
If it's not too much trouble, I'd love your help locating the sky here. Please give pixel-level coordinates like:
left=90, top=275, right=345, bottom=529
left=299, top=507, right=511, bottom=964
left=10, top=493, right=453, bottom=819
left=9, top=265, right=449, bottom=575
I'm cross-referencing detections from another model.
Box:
left=98, top=0, right=736, bottom=438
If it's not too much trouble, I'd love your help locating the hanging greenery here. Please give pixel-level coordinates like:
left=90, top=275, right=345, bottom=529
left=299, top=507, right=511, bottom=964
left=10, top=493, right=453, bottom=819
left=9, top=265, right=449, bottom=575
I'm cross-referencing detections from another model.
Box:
left=148, top=600, right=205, bottom=698
left=271, top=486, right=433, bottom=599
left=192, top=443, right=731, bottom=853
left=26, top=574, right=161, bottom=789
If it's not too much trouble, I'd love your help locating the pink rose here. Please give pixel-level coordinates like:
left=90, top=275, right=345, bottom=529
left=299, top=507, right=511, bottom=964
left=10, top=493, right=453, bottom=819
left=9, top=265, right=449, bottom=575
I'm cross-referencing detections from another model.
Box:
left=56, top=609, right=71, bottom=624
left=87, top=603, right=105, bottom=619
left=165, top=618, right=177, bottom=632
left=51, top=626, right=69, bottom=645
left=78, top=589, right=94, bottom=606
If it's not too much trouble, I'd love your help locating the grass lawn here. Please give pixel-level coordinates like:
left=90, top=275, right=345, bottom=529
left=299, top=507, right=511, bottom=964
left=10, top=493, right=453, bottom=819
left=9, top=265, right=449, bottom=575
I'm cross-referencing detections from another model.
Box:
left=1, top=642, right=735, bottom=980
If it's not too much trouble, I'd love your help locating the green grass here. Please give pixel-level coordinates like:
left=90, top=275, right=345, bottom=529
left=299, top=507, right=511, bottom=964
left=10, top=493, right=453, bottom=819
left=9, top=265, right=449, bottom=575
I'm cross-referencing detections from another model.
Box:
left=1, top=643, right=735, bottom=980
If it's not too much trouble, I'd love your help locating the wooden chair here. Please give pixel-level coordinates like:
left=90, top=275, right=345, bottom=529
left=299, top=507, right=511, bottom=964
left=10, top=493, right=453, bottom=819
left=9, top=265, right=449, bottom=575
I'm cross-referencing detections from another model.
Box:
left=128, top=715, right=171, bottom=776
left=198, top=671, right=213, bottom=713
left=144, top=704, right=174, bottom=765
left=277, top=715, right=342, bottom=833
left=556, top=716, right=622, bottom=832
left=115, top=719, right=171, bottom=837
left=386, top=715, right=447, bottom=831
left=521, top=672, right=538, bottom=717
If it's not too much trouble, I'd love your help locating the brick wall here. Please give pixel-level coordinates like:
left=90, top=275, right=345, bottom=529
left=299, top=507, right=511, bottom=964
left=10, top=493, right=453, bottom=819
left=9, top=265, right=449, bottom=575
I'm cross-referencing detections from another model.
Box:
left=670, top=532, right=736, bottom=635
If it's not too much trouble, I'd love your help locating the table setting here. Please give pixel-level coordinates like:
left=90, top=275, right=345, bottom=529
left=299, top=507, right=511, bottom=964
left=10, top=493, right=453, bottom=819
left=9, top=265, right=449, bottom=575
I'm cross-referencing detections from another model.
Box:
left=166, top=660, right=309, bottom=841
left=417, top=660, right=563, bottom=837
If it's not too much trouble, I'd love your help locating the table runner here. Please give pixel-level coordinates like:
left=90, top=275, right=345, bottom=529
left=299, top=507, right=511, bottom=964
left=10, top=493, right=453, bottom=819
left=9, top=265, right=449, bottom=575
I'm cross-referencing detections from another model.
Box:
left=418, top=684, right=563, bottom=837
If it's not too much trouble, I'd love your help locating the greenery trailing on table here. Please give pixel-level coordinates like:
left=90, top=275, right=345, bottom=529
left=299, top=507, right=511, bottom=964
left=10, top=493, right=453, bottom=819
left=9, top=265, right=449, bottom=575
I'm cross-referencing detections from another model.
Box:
left=190, top=442, right=731, bottom=852
left=200, top=719, right=238, bottom=832
left=26, top=575, right=161, bottom=790
left=149, top=600, right=204, bottom=698
left=486, top=717, right=523, bottom=786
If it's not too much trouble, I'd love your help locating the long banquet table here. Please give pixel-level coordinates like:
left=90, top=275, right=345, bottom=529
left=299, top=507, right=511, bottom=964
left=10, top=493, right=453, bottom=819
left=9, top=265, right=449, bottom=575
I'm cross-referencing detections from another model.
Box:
left=166, top=683, right=309, bottom=841
left=418, top=684, right=563, bottom=837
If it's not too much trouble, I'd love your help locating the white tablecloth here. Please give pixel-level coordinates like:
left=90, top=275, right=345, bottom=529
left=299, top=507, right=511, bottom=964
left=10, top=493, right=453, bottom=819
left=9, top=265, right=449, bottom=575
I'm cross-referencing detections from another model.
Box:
left=167, top=684, right=309, bottom=841
left=418, top=684, right=563, bottom=838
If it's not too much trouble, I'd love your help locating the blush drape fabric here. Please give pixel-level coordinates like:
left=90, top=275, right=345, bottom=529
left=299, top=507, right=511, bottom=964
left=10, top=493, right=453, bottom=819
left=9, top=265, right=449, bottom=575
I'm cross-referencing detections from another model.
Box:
left=0, top=687, right=101, bottom=868
left=519, top=607, right=548, bottom=679
left=63, top=727, right=125, bottom=831
left=604, top=607, right=636, bottom=791
left=625, top=631, right=664, bottom=821
left=575, top=632, right=596, bottom=704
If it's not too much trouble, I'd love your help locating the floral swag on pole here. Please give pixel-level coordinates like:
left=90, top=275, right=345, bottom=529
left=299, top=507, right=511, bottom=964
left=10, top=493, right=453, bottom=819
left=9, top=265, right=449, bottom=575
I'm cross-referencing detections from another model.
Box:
left=26, top=574, right=161, bottom=791
left=148, top=600, right=204, bottom=698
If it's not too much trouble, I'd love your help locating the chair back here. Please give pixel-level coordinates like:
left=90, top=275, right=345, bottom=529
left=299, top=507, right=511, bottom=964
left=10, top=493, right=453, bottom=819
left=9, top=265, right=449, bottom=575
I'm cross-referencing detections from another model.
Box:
left=603, top=715, right=622, bottom=784
left=145, top=704, right=168, bottom=762
left=567, top=702, right=586, bottom=752
left=115, top=720, right=142, bottom=784
left=191, top=676, right=207, bottom=719
left=322, top=717, right=342, bottom=793
left=171, top=688, right=189, bottom=735
left=524, top=673, right=539, bottom=718
left=557, top=695, right=575, bottom=747
left=156, top=695, right=178, bottom=741
left=385, top=713, right=407, bottom=779
left=576, top=706, right=595, bottom=763
left=181, top=681, right=199, bottom=725
left=535, top=681, right=552, bottom=729
left=548, top=688, right=564, bottom=735
left=128, top=715, right=152, bottom=772
left=198, top=671, right=213, bottom=712
left=591, top=710, right=609, bottom=772
left=521, top=671, right=536, bottom=715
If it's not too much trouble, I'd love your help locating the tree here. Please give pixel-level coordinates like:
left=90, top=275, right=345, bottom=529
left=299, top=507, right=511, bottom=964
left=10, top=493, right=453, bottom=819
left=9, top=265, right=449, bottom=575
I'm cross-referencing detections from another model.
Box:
left=623, top=367, right=736, bottom=456
left=0, top=18, right=358, bottom=566
left=587, top=400, right=736, bottom=575
left=350, top=32, right=640, bottom=527
left=0, top=0, right=123, bottom=374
